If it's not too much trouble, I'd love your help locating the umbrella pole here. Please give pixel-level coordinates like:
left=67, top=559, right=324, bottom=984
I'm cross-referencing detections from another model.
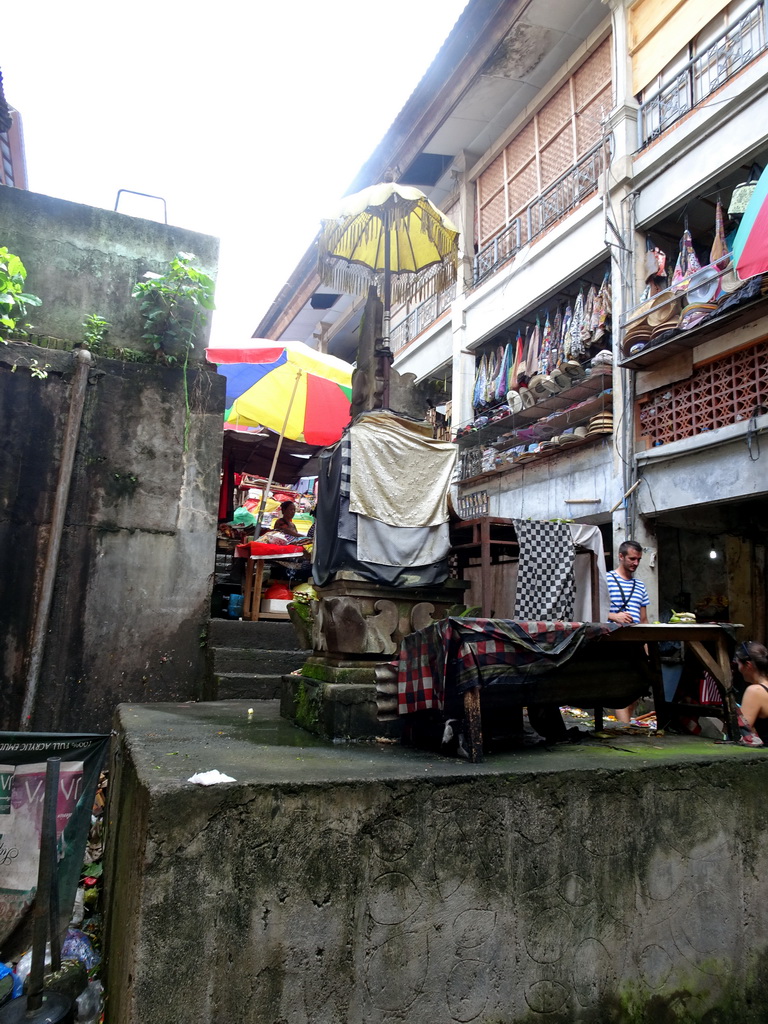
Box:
left=254, top=368, right=303, bottom=535
left=381, top=231, right=392, bottom=409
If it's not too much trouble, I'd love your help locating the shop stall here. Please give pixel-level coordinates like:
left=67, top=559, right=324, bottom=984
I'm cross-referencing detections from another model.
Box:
left=395, top=516, right=742, bottom=761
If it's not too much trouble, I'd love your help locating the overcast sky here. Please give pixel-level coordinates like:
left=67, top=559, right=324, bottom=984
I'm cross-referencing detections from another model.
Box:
left=4, top=0, right=467, bottom=347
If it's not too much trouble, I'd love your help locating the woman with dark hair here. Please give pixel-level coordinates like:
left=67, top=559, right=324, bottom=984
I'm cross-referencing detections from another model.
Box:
left=735, top=641, right=768, bottom=742
left=273, top=500, right=299, bottom=536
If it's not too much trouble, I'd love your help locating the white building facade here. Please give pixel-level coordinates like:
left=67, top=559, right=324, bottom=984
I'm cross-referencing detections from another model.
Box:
left=256, top=0, right=768, bottom=637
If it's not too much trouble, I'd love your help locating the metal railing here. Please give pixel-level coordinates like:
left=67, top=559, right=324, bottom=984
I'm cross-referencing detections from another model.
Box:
left=638, top=0, right=767, bottom=148
left=390, top=284, right=455, bottom=354
left=473, top=143, right=605, bottom=286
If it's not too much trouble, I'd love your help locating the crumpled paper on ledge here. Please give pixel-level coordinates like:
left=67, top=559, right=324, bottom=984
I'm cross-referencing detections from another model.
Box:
left=187, top=770, right=236, bottom=786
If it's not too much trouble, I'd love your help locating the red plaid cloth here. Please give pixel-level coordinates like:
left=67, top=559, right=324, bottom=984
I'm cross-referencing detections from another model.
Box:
left=397, top=618, right=615, bottom=714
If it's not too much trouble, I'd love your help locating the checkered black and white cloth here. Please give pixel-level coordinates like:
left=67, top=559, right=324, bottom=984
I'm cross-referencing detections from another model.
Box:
left=340, top=434, right=351, bottom=497
left=513, top=519, right=576, bottom=620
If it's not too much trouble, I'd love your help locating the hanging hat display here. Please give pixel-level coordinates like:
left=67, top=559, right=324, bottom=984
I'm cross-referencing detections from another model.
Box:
left=646, top=290, right=682, bottom=328
left=670, top=227, right=702, bottom=294
left=678, top=301, right=718, bottom=331
left=686, top=266, right=721, bottom=305
left=710, top=200, right=729, bottom=267
left=728, top=167, right=761, bottom=217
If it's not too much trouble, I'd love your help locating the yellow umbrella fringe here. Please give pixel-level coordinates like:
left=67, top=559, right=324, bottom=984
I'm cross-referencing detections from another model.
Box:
left=319, top=214, right=459, bottom=267
left=317, top=255, right=457, bottom=304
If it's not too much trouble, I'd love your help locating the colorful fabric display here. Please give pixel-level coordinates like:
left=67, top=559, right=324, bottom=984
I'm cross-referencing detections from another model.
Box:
left=560, top=303, right=573, bottom=358
left=671, top=228, right=702, bottom=292
left=570, top=290, right=586, bottom=358
left=495, top=343, right=513, bottom=401
left=473, top=353, right=488, bottom=410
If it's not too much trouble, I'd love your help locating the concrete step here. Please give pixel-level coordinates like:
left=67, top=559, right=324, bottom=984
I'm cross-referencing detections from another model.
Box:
left=212, top=648, right=308, bottom=675
left=215, top=672, right=284, bottom=700
left=208, top=618, right=305, bottom=651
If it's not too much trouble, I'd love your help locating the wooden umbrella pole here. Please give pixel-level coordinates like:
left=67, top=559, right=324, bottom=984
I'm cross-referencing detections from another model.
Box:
left=381, top=227, right=392, bottom=409
left=254, top=368, right=303, bottom=534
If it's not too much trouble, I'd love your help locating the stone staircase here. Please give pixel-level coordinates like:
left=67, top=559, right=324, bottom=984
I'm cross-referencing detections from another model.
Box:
left=207, top=618, right=309, bottom=700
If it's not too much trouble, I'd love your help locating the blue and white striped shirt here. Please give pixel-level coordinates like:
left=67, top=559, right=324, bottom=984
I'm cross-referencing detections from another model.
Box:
left=606, top=570, right=649, bottom=623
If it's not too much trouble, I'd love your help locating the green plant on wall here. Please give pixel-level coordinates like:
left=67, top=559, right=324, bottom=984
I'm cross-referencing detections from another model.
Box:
left=131, top=252, right=215, bottom=361
left=132, top=252, right=216, bottom=450
left=0, top=247, right=42, bottom=343
left=82, top=313, right=111, bottom=352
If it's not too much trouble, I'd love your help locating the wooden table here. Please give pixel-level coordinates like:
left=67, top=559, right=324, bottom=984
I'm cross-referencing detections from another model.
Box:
left=238, top=551, right=303, bottom=622
left=605, top=623, right=741, bottom=743
left=399, top=620, right=742, bottom=762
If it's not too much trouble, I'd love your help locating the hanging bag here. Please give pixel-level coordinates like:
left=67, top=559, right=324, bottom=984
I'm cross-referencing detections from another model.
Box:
left=671, top=228, right=702, bottom=294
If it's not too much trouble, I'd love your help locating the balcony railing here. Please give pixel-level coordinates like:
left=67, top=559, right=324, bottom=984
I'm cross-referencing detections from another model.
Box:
left=473, top=143, right=606, bottom=287
left=390, top=284, right=455, bottom=354
left=638, top=0, right=767, bottom=149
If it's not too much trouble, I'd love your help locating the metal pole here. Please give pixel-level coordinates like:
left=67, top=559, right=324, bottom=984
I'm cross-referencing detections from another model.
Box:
left=253, top=368, right=303, bottom=535
left=381, top=229, right=392, bottom=409
left=27, top=758, right=61, bottom=1012
left=21, top=349, right=92, bottom=729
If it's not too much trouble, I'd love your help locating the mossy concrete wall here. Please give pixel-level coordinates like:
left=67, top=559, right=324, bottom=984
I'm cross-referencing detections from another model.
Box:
left=0, top=341, right=224, bottom=731
left=104, top=701, right=768, bottom=1024
left=0, top=186, right=218, bottom=358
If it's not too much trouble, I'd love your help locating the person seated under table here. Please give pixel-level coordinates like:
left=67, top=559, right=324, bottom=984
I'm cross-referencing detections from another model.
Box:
left=734, top=641, right=768, bottom=742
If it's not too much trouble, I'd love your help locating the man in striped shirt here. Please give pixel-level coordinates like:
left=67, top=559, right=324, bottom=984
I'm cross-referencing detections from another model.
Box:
left=606, top=540, right=649, bottom=722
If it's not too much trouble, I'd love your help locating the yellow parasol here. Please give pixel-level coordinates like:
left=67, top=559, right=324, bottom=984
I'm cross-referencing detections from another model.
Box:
left=318, top=181, right=460, bottom=351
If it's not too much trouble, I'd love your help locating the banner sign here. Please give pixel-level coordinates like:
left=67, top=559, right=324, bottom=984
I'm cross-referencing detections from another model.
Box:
left=0, top=733, right=109, bottom=952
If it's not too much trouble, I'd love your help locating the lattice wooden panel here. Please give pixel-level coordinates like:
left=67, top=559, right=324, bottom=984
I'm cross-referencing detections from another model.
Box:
left=478, top=152, right=505, bottom=204
left=479, top=190, right=507, bottom=244
left=473, top=35, right=612, bottom=261
left=576, top=85, right=612, bottom=152
left=537, top=83, right=572, bottom=144
left=507, top=159, right=538, bottom=217
left=540, top=127, right=575, bottom=188
left=638, top=340, right=768, bottom=446
left=504, top=121, right=536, bottom=177
left=574, top=36, right=612, bottom=107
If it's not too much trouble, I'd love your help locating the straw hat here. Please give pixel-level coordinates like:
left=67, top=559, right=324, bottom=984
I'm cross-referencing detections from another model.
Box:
left=679, top=302, right=718, bottom=331
left=506, top=389, right=524, bottom=415
left=686, top=266, right=720, bottom=305
left=590, top=349, right=613, bottom=366
left=528, top=374, right=558, bottom=401
left=647, top=294, right=682, bottom=328
left=549, top=367, right=572, bottom=391
left=562, top=359, right=586, bottom=382
left=719, top=262, right=743, bottom=294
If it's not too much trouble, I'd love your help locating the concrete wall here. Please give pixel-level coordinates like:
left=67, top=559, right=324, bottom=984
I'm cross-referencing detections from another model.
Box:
left=0, top=186, right=218, bottom=359
left=104, top=702, right=768, bottom=1024
left=0, top=186, right=224, bottom=732
left=0, top=340, right=225, bottom=732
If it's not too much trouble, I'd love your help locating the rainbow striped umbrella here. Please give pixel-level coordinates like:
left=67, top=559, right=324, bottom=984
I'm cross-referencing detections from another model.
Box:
left=205, top=340, right=353, bottom=446
left=732, top=165, right=768, bottom=280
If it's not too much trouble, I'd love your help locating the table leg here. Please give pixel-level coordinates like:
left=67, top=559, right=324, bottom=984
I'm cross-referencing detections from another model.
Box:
left=647, top=642, right=667, bottom=731
left=594, top=707, right=603, bottom=731
left=463, top=687, right=483, bottom=763
left=688, top=638, right=740, bottom=742
left=242, top=560, right=255, bottom=621
left=251, top=561, right=264, bottom=622
left=243, top=560, right=265, bottom=621
left=480, top=520, right=492, bottom=618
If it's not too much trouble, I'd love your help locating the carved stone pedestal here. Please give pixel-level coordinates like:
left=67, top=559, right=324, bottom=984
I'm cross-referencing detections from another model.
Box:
left=280, top=577, right=469, bottom=741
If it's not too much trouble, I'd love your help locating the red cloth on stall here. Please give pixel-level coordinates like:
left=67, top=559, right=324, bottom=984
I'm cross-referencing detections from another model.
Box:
left=244, top=541, right=305, bottom=556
